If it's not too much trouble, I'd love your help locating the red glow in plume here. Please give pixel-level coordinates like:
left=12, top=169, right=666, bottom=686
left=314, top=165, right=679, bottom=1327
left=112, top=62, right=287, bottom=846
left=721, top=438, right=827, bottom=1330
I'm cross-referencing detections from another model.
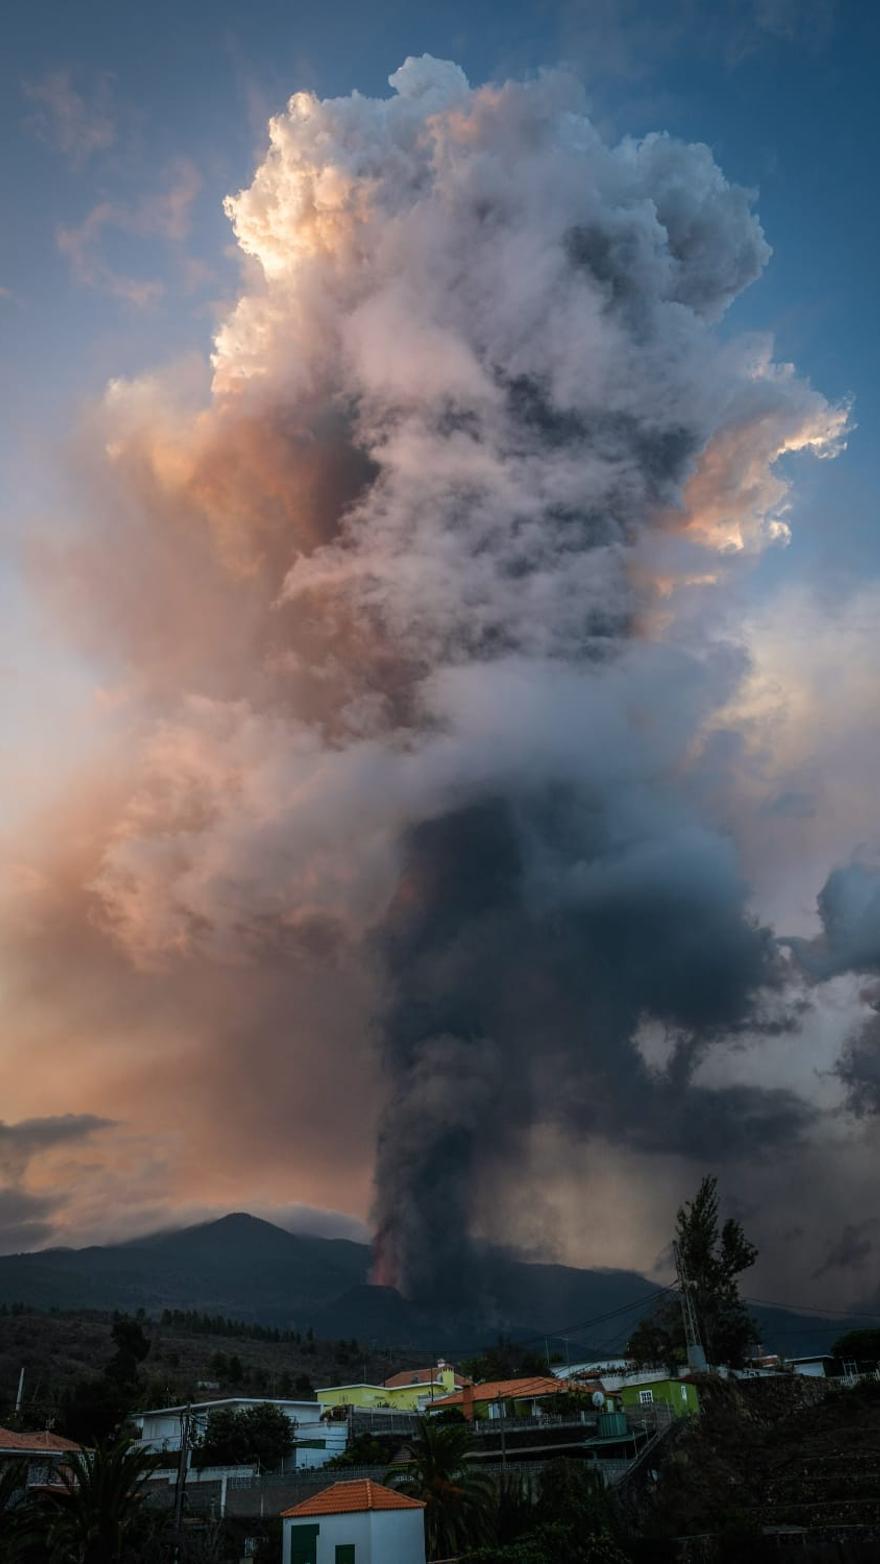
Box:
left=370, top=1223, right=399, bottom=1289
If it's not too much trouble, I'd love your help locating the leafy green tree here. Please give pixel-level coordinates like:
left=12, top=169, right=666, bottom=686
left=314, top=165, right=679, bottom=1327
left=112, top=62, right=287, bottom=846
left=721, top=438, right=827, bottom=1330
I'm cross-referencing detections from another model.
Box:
left=625, top=1313, right=680, bottom=1373
left=57, top=1317, right=152, bottom=1445
left=193, top=1403, right=293, bottom=1471
left=385, top=1418, right=496, bottom=1559
left=57, top=1376, right=133, bottom=1446
left=328, top=1431, right=399, bottom=1469
left=461, top=1339, right=547, bottom=1383
left=469, top=1463, right=629, bottom=1564
left=831, top=1328, right=880, bottom=1363
left=106, top=1318, right=151, bottom=1388
left=627, top=1177, right=758, bottom=1369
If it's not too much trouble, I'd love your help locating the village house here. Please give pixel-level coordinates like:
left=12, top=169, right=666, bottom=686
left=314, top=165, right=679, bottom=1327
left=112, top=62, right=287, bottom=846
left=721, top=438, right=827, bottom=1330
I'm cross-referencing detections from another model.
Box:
left=429, top=1374, right=589, bottom=1420
left=0, top=1425, right=81, bottom=1488
left=133, top=1396, right=345, bottom=1470
left=617, top=1377, right=699, bottom=1418
left=281, top=1478, right=426, bottom=1564
left=317, top=1362, right=465, bottom=1414
left=563, top=1361, right=701, bottom=1413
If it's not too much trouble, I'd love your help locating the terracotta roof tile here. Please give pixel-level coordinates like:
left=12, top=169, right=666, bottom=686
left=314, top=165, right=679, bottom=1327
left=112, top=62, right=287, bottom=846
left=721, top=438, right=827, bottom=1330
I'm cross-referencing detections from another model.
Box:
left=431, top=1376, right=570, bottom=1408
left=0, top=1426, right=81, bottom=1455
left=282, top=1479, right=425, bottom=1519
left=384, top=1368, right=469, bottom=1389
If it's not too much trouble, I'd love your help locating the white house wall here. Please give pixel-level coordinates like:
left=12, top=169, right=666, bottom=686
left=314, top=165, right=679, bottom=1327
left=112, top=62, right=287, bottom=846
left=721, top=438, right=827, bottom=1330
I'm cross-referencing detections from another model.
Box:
left=283, top=1510, right=426, bottom=1564
left=134, top=1399, right=330, bottom=1459
left=370, top=1509, right=426, bottom=1564
left=284, top=1512, right=372, bottom=1564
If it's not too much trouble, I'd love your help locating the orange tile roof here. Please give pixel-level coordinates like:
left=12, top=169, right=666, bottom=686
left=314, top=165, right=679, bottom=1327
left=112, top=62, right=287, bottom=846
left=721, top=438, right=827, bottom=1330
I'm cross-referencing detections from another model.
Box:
left=431, top=1375, right=571, bottom=1408
left=0, top=1426, right=81, bottom=1454
left=384, top=1367, right=469, bottom=1389
left=282, top=1479, right=425, bottom=1519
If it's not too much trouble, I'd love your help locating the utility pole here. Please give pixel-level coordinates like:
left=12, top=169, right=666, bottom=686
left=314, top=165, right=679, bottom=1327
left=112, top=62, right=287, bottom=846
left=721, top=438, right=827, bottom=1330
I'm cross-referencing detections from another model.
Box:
left=173, top=1404, right=192, bottom=1561
left=673, top=1240, right=707, bottom=1373
left=14, top=1368, right=25, bottom=1418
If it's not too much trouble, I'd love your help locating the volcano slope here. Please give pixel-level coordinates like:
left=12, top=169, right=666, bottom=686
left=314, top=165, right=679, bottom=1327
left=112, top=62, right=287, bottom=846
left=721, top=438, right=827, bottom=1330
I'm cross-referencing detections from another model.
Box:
left=624, top=1374, right=880, bottom=1560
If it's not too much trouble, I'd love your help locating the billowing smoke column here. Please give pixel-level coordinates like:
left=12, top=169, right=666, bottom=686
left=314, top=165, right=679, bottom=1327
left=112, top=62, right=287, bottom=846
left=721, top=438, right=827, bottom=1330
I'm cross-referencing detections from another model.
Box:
left=75, top=58, right=847, bottom=1301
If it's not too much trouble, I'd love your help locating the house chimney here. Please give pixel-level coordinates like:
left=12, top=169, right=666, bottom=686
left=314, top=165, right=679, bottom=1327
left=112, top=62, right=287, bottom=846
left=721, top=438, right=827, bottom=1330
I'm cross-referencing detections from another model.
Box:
left=462, top=1382, right=475, bottom=1423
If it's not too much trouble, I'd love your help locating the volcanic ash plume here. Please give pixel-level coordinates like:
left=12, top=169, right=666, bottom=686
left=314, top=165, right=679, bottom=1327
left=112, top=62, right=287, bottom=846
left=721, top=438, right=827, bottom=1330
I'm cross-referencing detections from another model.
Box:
left=36, top=58, right=848, bottom=1296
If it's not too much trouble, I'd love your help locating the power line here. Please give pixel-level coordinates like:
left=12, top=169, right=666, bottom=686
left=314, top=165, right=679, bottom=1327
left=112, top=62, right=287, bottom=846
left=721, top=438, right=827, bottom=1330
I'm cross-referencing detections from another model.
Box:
left=745, top=1295, right=880, bottom=1321
left=437, top=1285, right=677, bottom=1362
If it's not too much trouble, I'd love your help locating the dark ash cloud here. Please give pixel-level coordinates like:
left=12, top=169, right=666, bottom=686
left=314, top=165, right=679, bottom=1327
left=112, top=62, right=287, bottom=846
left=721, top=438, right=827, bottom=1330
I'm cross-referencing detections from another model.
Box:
left=0, top=1188, right=58, bottom=1254
left=836, top=1013, right=880, bottom=1117
left=0, top=1114, right=114, bottom=1179
left=813, top=1218, right=878, bottom=1280
left=0, top=1115, right=114, bottom=1254
left=788, top=863, right=880, bottom=981
left=372, top=794, right=813, bottom=1302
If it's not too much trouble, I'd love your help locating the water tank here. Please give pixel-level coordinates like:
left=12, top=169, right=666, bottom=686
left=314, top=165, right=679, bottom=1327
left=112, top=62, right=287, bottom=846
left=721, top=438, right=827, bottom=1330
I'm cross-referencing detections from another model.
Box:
left=597, top=1411, right=628, bottom=1438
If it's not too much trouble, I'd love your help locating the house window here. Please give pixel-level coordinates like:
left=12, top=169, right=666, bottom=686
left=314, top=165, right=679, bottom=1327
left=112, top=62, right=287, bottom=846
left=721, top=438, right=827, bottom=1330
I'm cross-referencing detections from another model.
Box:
left=680, top=1385, right=687, bottom=1401
left=638, top=1390, right=654, bottom=1405
left=335, top=1548, right=356, bottom=1564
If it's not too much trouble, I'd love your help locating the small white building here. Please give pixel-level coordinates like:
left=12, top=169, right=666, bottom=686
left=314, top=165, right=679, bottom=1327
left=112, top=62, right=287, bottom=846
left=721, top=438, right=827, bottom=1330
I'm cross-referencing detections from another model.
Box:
left=789, top=1355, right=838, bottom=1379
left=133, top=1397, right=346, bottom=1469
left=281, top=1478, right=426, bottom=1564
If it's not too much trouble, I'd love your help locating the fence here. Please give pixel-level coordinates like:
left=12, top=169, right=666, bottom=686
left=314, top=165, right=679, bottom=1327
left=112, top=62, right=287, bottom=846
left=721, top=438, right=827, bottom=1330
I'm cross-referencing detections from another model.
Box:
left=148, top=1447, right=645, bottom=1520
left=348, top=1410, right=422, bottom=1435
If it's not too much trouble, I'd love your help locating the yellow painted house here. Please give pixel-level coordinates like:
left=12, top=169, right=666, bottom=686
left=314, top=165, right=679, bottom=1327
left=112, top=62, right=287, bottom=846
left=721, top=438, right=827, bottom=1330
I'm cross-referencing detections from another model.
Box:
left=317, top=1364, right=465, bottom=1413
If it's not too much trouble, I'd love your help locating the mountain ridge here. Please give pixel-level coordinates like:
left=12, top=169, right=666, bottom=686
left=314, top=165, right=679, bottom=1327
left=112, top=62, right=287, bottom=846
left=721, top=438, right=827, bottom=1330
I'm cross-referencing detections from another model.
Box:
left=0, top=1213, right=850, bottom=1357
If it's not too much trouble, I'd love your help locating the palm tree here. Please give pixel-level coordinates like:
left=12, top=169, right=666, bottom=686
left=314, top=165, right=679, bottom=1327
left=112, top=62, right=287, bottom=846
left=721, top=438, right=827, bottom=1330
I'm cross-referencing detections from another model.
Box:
left=386, top=1417, right=496, bottom=1560
left=0, top=1460, right=27, bottom=1515
left=0, top=1461, right=35, bottom=1562
left=39, top=1438, right=165, bottom=1564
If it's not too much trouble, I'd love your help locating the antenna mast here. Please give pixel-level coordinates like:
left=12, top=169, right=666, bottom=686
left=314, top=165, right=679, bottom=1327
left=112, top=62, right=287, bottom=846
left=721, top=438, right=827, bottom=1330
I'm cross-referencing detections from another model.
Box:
left=673, top=1240, right=707, bottom=1372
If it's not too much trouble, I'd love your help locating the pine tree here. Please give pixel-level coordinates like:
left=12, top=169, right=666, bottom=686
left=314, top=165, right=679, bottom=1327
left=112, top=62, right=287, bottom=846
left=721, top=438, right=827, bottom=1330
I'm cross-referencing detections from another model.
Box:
left=628, top=1176, right=759, bottom=1369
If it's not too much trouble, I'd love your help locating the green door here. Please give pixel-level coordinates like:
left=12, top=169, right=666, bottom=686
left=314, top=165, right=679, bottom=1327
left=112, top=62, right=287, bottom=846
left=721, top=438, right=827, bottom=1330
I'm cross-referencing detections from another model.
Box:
left=291, top=1524, right=320, bottom=1564
left=335, top=1548, right=356, bottom=1564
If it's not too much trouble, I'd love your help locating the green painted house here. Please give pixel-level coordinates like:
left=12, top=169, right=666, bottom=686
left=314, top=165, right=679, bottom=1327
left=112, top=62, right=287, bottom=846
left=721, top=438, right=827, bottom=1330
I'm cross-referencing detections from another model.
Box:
left=618, top=1378, right=699, bottom=1418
